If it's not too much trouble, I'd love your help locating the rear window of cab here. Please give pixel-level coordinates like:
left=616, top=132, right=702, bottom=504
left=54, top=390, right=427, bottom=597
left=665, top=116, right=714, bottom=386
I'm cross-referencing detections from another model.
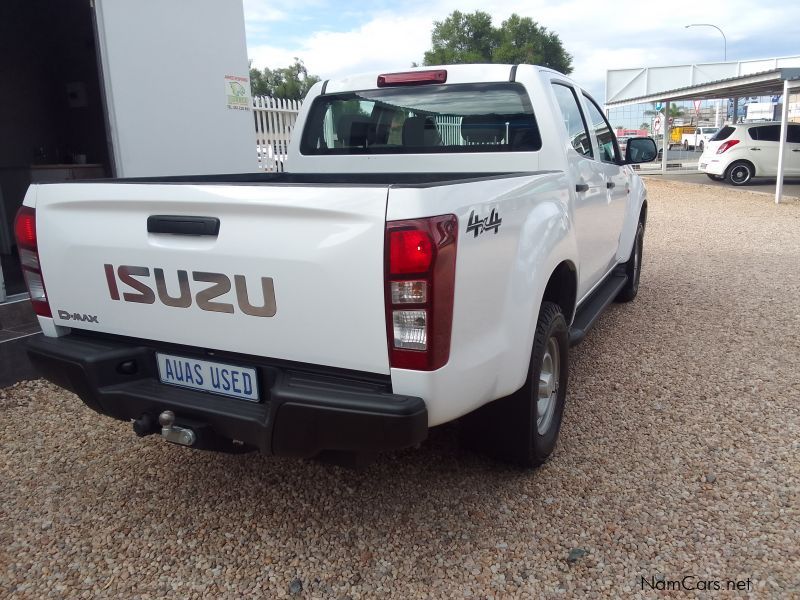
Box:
left=299, top=82, right=542, bottom=155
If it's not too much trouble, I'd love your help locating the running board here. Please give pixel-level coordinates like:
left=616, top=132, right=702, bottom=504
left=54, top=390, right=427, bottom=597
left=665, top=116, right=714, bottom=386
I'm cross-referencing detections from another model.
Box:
left=569, top=273, right=628, bottom=346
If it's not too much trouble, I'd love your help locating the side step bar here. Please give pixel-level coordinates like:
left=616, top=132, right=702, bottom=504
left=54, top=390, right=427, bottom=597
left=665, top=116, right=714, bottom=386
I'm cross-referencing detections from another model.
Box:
left=569, top=273, right=628, bottom=346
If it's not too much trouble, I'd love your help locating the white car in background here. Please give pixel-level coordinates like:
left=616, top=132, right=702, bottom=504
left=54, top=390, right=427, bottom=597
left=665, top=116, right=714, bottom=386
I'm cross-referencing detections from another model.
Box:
left=681, top=126, right=718, bottom=151
left=698, top=122, right=800, bottom=185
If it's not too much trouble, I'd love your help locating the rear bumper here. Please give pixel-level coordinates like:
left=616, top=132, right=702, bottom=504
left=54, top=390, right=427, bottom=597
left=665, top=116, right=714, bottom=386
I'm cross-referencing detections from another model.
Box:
left=698, top=157, right=725, bottom=175
left=27, top=333, right=427, bottom=457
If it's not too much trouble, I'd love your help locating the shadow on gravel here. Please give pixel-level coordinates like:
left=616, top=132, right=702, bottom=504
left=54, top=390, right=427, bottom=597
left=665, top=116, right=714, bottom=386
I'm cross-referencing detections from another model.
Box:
left=96, top=419, right=549, bottom=533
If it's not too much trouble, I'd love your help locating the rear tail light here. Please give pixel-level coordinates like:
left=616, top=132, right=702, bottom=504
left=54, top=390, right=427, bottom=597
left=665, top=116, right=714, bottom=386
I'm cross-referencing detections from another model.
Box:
left=14, top=206, right=51, bottom=317
left=717, top=139, right=740, bottom=154
left=385, top=215, right=457, bottom=370
left=377, top=70, right=447, bottom=87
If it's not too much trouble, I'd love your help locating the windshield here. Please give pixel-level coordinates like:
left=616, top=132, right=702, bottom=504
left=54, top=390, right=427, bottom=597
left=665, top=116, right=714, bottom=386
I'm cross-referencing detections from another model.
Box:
left=299, top=82, right=541, bottom=155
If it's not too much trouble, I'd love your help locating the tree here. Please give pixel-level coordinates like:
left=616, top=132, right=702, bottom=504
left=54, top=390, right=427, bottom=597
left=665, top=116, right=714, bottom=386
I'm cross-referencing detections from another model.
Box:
left=249, top=58, right=320, bottom=100
left=492, top=15, right=573, bottom=74
left=423, top=10, right=497, bottom=65
left=643, top=103, right=686, bottom=119
left=422, top=11, right=572, bottom=74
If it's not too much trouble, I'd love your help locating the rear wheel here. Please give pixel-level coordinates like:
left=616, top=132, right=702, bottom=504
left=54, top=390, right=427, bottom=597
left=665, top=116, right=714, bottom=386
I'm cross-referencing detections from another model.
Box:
left=459, top=302, right=569, bottom=468
left=726, top=161, right=754, bottom=186
left=616, top=219, right=644, bottom=303
left=683, top=140, right=689, bottom=150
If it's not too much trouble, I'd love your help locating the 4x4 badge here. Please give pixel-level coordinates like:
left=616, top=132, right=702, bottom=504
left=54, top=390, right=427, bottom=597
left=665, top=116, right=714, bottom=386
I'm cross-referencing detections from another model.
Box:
left=466, top=208, right=502, bottom=238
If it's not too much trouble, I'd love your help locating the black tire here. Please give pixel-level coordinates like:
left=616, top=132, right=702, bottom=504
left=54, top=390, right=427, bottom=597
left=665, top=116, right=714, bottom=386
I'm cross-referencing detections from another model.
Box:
left=698, top=141, right=704, bottom=152
left=615, top=219, right=644, bottom=303
left=459, top=302, right=569, bottom=468
left=726, top=161, right=754, bottom=186
left=706, top=173, right=723, bottom=181
left=683, top=140, right=688, bottom=150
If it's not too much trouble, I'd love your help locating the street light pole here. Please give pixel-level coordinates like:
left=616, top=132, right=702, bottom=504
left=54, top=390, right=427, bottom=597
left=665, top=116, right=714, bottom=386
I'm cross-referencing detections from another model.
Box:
left=685, top=24, right=728, bottom=126
left=685, top=23, right=727, bottom=61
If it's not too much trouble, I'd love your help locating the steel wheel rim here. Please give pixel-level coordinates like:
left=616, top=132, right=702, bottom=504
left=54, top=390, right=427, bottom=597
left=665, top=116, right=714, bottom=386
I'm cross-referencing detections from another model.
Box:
left=537, top=337, right=560, bottom=435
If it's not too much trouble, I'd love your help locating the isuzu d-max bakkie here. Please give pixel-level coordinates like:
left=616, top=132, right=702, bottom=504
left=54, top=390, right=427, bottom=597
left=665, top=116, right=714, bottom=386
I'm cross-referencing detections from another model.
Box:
left=18, top=64, right=656, bottom=467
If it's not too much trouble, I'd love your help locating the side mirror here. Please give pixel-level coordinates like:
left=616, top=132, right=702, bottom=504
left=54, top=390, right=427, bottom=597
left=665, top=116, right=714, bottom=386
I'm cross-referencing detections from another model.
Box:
left=624, top=137, right=658, bottom=164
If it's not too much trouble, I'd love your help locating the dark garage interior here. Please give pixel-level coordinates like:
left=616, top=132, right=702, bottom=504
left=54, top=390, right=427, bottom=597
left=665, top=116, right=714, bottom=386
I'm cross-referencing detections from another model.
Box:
left=0, top=0, right=111, bottom=298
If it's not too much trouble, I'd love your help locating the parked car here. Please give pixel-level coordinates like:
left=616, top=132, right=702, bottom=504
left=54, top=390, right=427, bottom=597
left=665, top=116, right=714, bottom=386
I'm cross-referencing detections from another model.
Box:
left=681, top=126, right=718, bottom=151
left=698, top=122, right=800, bottom=185
left=18, top=64, right=656, bottom=468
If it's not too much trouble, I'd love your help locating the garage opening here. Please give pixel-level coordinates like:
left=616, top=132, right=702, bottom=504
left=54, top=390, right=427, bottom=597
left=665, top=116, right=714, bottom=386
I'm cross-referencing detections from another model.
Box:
left=0, top=0, right=111, bottom=300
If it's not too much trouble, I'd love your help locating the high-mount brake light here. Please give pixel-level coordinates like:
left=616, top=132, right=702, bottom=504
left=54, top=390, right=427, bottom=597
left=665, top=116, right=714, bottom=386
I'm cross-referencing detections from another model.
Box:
left=377, top=70, right=447, bottom=87
left=717, top=139, right=740, bottom=154
left=14, top=206, right=52, bottom=317
left=384, top=214, right=457, bottom=371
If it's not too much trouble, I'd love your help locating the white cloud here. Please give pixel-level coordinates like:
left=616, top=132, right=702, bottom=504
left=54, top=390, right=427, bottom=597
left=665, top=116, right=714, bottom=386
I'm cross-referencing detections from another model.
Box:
left=246, top=0, right=800, bottom=100
left=249, top=12, right=432, bottom=80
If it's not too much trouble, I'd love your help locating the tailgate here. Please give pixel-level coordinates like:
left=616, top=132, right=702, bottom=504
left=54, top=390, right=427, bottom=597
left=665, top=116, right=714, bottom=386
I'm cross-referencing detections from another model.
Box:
left=33, top=182, right=391, bottom=374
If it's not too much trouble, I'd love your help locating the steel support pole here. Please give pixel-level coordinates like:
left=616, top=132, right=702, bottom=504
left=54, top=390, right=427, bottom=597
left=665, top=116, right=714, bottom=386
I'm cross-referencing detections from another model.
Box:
left=775, top=79, right=790, bottom=205
left=662, top=100, right=670, bottom=174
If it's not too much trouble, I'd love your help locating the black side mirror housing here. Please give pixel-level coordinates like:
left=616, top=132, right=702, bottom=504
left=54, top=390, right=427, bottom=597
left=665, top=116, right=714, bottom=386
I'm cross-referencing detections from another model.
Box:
left=624, top=137, right=658, bottom=164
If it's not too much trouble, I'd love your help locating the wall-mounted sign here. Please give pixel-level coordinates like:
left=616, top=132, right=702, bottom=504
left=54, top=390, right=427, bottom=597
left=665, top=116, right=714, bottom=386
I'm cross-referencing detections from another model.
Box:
left=224, top=75, right=250, bottom=111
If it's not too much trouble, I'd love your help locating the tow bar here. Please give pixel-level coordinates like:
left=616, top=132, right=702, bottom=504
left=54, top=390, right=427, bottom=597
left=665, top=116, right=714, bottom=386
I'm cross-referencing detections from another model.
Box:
left=158, top=410, right=196, bottom=446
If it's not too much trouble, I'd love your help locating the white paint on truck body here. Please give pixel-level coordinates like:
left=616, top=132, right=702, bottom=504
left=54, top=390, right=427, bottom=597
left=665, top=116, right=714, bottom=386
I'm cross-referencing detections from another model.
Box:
left=33, top=182, right=391, bottom=374
left=26, top=64, right=649, bottom=427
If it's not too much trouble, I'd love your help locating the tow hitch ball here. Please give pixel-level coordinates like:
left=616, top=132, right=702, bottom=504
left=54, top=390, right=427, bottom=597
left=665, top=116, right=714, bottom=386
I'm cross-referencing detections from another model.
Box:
left=158, top=411, right=196, bottom=446
left=132, top=411, right=196, bottom=446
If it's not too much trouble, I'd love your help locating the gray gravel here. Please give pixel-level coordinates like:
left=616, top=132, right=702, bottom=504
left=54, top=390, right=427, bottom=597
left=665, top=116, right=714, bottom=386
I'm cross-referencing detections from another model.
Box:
left=2, top=179, right=799, bottom=598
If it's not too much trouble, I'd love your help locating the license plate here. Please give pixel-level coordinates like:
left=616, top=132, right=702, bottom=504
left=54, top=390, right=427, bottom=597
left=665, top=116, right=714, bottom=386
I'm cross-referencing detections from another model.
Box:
left=156, top=353, right=259, bottom=402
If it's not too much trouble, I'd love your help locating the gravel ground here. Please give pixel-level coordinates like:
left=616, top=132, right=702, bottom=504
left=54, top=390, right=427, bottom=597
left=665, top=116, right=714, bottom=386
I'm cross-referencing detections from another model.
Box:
left=2, top=179, right=799, bottom=599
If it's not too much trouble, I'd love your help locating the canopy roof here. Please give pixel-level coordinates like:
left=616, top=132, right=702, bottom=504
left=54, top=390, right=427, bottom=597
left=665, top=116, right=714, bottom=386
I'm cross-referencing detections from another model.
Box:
left=606, top=68, right=800, bottom=108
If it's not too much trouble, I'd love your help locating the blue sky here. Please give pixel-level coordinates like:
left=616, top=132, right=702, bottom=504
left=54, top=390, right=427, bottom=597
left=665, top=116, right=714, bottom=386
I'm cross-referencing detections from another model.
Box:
left=244, top=0, right=800, bottom=101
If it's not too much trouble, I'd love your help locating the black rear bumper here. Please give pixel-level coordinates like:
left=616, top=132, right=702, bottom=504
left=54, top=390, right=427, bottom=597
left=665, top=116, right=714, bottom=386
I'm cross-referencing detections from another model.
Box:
left=26, top=333, right=427, bottom=457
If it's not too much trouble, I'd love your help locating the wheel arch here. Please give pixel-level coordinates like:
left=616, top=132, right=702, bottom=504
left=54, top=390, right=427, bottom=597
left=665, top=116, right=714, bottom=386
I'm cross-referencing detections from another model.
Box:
left=541, top=260, right=578, bottom=325
left=727, top=159, right=757, bottom=178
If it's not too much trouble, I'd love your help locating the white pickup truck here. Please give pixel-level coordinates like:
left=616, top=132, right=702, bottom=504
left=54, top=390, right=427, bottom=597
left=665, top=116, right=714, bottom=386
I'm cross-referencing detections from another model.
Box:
left=18, top=64, right=656, bottom=467
left=681, top=126, right=719, bottom=151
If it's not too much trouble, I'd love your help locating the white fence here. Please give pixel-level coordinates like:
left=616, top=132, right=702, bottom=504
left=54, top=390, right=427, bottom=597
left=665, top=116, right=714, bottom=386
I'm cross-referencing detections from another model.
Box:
left=253, top=96, right=301, bottom=171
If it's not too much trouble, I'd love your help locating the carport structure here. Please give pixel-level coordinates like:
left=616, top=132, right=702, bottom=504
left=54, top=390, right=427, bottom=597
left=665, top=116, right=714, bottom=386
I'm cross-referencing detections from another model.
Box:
left=606, top=59, right=800, bottom=204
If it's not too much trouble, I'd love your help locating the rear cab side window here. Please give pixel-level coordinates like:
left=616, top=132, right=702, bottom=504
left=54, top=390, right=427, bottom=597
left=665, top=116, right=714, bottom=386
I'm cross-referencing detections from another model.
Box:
left=582, top=94, right=619, bottom=164
left=789, top=125, right=800, bottom=144
left=550, top=82, right=593, bottom=158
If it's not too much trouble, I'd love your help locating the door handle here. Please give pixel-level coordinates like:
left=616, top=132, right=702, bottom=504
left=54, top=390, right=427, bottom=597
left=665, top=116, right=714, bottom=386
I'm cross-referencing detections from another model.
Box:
left=750, top=148, right=761, bottom=151
left=575, top=183, right=589, bottom=193
left=606, top=181, right=616, bottom=189
left=147, top=215, right=220, bottom=236
left=793, top=149, right=800, bottom=152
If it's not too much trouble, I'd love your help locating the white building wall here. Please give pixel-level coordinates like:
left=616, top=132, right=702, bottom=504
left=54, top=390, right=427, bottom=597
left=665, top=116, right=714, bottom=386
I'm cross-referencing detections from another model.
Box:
left=94, top=0, right=255, bottom=177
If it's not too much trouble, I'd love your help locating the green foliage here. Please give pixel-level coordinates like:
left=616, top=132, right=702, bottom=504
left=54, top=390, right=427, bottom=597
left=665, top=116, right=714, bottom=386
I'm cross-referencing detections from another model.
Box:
left=249, top=58, right=321, bottom=100
left=644, top=103, right=686, bottom=118
left=423, top=10, right=497, bottom=66
left=492, top=14, right=573, bottom=74
left=422, top=11, right=572, bottom=74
